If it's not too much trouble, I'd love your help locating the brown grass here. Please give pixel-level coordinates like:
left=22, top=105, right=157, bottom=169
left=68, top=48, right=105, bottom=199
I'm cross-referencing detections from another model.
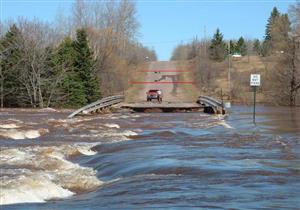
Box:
left=188, top=55, right=273, bottom=104
left=176, top=60, right=199, bottom=102
left=126, top=56, right=277, bottom=104
left=124, top=63, right=147, bottom=102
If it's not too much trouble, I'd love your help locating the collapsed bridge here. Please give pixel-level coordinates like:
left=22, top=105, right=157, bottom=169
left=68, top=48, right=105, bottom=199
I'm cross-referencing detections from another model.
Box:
left=68, top=95, right=226, bottom=118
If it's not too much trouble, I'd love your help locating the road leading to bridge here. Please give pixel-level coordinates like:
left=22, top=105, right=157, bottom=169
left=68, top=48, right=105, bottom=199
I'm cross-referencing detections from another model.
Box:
left=137, top=61, right=190, bottom=102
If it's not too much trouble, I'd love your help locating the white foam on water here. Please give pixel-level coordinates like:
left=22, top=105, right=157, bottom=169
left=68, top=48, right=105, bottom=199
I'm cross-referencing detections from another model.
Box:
left=0, top=123, right=20, bottom=129
left=70, top=129, right=139, bottom=142
left=48, top=117, right=104, bottom=131
left=6, top=119, right=23, bottom=123
left=0, top=119, right=24, bottom=129
left=117, top=130, right=138, bottom=137
left=200, top=114, right=234, bottom=129
left=110, top=115, right=130, bottom=119
left=74, top=143, right=99, bottom=156
left=24, top=130, right=42, bottom=138
left=0, top=143, right=102, bottom=205
left=0, top=172, right=74, bottom=205
left=104, top=123, right=120, bottom=129
left=0, top=129, right=30, bottom=140
left=104, top=130, right=138, bottom=140
left=48, top=117, right=97, bottom=125
left=0, top=128, right=48, bottom=140
left=216, top=114, right=225, bottom=120
left=274, top=135, right=288, bottom=147
left=218, top=121, right=234, bottom=129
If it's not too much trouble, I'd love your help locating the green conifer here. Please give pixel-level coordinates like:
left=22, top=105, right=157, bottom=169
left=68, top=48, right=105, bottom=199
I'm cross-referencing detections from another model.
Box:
left=209, top=28, right=227, bottom=61
left=265, top=7, right=280, bottom=42
left=229, top=40, right=236, bottom=54
left=54, top=37, right=87, bottom=107
left=73, top=29, right=101, bottom=103
left=253, top=39, right=261, bottom=55
left=263, top=7, right=280, bottom=56
left=236, top=37, right=247, bottom=56
left=0, top=24, right=23, bottom=107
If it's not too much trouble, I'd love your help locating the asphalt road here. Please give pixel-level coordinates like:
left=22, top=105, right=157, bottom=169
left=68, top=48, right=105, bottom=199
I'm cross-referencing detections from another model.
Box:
left=137, top=61, right=188, bottom=102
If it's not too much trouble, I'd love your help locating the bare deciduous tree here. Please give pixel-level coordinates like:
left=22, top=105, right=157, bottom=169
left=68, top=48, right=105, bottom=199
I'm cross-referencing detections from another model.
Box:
left=17, top=19, right=57, bottom=107
left=289, top=1, right=300, bottom=33
left=266, top=12, right=300, bottom=105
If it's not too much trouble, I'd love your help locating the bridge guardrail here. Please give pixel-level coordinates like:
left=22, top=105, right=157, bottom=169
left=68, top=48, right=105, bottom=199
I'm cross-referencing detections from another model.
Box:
left=68, top=95, right=124, bottom=118
left=197, top=96, right=225, bottom=114
left=198, top=96, right=223, bottom=107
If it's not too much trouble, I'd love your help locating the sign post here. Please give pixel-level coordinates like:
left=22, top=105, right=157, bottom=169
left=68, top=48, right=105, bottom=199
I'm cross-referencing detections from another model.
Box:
left=250, top=74, right=260, bottom=124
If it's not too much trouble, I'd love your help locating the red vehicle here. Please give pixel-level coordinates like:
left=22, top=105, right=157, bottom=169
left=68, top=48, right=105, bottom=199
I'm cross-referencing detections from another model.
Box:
left=146, top=89, right=162, bottom=102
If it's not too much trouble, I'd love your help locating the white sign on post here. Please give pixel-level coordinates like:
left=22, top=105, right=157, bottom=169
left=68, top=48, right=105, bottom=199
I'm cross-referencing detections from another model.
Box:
left=250, top=74, right=261, bottom=86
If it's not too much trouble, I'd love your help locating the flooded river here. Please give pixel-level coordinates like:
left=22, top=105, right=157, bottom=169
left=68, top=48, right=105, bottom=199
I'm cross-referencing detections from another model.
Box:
left=0, top=105, right=299, bottom=209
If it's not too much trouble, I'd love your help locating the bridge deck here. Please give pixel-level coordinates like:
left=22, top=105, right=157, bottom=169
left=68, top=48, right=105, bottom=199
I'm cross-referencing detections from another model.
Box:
left=121, top=102, right=203, bottom=112
left=68, top=95, right=224, bottom=118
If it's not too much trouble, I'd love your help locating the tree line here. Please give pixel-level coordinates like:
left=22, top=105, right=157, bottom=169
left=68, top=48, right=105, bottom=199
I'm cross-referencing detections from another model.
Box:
left=0, top=0, right=157, bottom=108
left=171, top=2, right=300, bottom=106
left=171, top=31, right=249, bottom=62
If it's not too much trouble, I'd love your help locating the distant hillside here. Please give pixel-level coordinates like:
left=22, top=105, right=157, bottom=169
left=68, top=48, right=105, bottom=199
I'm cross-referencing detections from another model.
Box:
left=178, top=55, right=299, bottom=105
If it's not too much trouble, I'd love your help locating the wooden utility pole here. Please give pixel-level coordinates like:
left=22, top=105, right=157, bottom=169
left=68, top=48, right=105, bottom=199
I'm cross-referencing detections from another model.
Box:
left=228, top=42, right=231, bottom=100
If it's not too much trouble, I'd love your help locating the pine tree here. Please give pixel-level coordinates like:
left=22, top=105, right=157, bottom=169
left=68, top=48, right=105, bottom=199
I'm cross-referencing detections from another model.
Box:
left=265, top=7, right=280, bottom=42
left=63, top=71, right=87, bottom=107
left=229, top=40, right=236, bottom=54
left=73, top=29, right=101, bottom=103
left=236, top=37, right=247, bottom=56
left=253, top=39, right=261, bottom=55
left=0, top=24, right=24, bottom=107
left=269, top=14, right=291, bottom=52
left=53, top=37, right=87, bottom=107
left=209, top=28, right=227, bottom=61
left=263, top=7, right=280, bottom=56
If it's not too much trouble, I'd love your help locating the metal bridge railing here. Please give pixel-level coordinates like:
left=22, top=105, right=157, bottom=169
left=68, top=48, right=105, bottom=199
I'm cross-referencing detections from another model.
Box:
left=68, top=95, right=124, bottom=118
left=198, top=96, right=223, bottom=108
left=197, top=96, right=225, bottom=114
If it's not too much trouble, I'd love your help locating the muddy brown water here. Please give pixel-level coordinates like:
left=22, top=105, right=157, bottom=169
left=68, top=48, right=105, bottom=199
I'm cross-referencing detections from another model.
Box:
left=0, top=105, right=299, bottom=209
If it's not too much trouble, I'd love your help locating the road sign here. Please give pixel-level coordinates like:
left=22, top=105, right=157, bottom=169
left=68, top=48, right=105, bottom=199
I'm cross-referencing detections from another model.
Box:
left=250, top=74, right=260, bottom=124
left=250, top=74, right=261, bottom=86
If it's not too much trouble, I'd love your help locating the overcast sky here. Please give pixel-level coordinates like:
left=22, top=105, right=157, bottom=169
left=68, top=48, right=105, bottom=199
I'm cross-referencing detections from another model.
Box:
left=1, top=0, right=295, bottom=60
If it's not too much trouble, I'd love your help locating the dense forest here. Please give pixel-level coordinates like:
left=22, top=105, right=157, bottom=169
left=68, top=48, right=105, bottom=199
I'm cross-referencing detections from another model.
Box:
left=0, top=0, right=157, bottom=108
left=171, top=3, right=300, bottom=106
